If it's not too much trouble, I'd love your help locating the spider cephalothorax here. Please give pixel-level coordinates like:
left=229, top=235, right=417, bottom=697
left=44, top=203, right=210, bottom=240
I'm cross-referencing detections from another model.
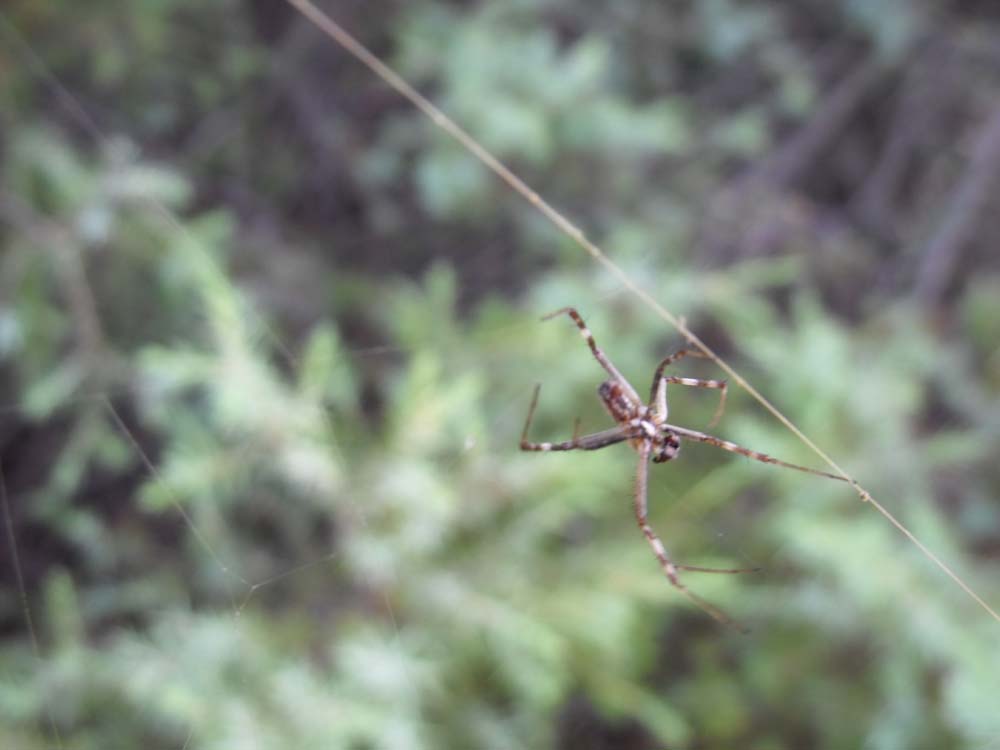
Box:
left=651, top=432, right=681, bottom=464
left=599, top=379, right=679, bottom=463
left=521, top=307, right=849, bottom=628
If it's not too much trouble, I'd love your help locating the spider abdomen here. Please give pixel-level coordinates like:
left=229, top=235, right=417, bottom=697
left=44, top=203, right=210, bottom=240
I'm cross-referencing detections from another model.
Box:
left=599, top=380, right=640, bottom=424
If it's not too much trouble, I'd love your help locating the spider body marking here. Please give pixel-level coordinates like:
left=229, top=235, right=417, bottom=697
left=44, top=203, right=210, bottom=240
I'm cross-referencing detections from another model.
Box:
left=598, top=380, right=679, bottom=463
left=520, top=307, right=850, bottom=629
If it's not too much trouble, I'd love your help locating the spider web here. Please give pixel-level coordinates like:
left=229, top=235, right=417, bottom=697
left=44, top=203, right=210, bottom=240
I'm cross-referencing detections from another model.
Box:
left=0, top=12, right=447, bottom=749
left=283, top=0, right=1000, bottom=622
left=2, top=3, right=1000, bottom=749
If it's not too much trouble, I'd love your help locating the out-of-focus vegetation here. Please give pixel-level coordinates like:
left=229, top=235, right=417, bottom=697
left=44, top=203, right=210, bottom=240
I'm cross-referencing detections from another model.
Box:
left=2, top=1, right=1000, bottom=748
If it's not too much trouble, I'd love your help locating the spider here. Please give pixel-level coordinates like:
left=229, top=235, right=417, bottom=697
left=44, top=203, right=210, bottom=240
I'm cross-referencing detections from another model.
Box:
left=520, top=307, right=848, bottom=628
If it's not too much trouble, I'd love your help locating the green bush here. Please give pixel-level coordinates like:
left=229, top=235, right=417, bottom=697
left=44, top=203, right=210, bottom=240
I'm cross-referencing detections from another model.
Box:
left=2, top=2, right=999, bottom=748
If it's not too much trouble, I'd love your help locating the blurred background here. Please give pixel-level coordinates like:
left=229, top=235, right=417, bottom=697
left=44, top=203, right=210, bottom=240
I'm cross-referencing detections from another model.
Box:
left=2, top=1, right=1000, bottom=748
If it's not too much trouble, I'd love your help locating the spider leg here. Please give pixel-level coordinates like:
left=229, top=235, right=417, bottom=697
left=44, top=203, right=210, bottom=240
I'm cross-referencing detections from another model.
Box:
left=649, top=348, right=710, bottom=398
left=520, top=384, right=633, bottom=452
left=543, top=307, right=642, bottom=404
left=649, top=348, right=728, bottom=428
left=665, top=424, right=851, bottom=482
left=675, top=563, right=761, bottom=574
left=633, top=441, right=747, bottom=631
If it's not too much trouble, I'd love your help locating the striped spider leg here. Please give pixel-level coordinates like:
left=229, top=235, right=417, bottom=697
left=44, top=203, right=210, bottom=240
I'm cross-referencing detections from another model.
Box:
left=649, top=348, right=728, bottom=428
left=520, top=307, right=849, bottom=629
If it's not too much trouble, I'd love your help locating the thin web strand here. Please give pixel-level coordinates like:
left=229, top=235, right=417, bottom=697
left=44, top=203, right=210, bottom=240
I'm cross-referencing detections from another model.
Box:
left=284, top=0, right=1000, bottom=625
left=0, top=12, right=446, bottom=740
left=101, top=397, right=249, bottom=598
left=0, top=9, right=416, bottom=637
left=1, top=464, right=64, bottom=748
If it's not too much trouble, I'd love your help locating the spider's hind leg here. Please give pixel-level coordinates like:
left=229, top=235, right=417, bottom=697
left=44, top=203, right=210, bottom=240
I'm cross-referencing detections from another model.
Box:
left=634, top=442, right=749, bottom=631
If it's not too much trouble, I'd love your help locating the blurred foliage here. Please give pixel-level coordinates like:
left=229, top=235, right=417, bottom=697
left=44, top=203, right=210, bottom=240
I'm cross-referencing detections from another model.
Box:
left=2, top=1, right=1000, bottom=749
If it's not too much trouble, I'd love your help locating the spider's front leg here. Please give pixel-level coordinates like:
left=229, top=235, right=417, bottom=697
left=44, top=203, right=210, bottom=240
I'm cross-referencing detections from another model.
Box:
left=648, top=348, right=728, bottom=428
left=666, top=424, right=851, bottom=483
left=542, top=307, right=642, bottom=404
